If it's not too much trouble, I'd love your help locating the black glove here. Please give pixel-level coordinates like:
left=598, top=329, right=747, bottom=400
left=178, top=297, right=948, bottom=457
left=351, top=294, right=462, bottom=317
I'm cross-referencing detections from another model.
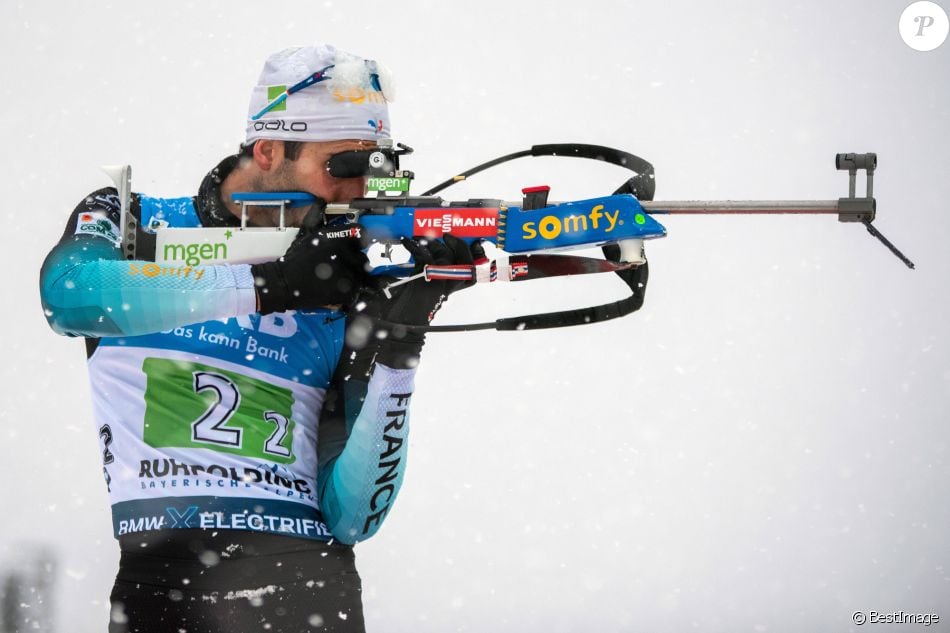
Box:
left=385, top=235, right=480, bottom=325
left=250, top=201, right=369, bottom=314
left=349, top=235, right=482, bottom=367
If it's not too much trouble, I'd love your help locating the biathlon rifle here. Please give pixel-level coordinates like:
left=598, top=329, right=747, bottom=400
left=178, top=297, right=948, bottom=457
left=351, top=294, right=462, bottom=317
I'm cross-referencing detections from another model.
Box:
left=105, top=141, right=914, bottom=332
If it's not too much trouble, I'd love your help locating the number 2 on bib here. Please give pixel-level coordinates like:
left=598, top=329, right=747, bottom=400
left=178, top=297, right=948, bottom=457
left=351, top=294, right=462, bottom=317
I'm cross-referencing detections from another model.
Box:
left=142, top=358, right=297, bottom=464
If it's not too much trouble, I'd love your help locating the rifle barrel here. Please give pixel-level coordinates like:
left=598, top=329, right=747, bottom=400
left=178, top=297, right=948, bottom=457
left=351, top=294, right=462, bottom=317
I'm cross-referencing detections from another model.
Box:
left=637, top=200, right=840, bottom=215
left=327, top=199, right=843, bottom=216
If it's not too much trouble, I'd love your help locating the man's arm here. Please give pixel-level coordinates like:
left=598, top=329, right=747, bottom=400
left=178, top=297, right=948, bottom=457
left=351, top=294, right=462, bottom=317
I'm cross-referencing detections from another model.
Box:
left=39, top=188, right=257, bottom=337
left=316, top=336, right=419, bottom=545
left=39, top=190, right=365, bottom=338
left=316, top=236, right=477, bottom=544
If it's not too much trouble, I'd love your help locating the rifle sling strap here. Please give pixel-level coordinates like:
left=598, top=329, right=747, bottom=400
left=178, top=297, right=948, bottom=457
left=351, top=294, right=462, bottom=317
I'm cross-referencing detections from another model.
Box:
left=366, top=259, right=648, bottom=333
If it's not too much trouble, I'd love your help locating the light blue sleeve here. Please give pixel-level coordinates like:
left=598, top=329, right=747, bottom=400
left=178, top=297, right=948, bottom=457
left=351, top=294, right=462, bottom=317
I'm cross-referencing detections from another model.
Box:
left=317, top=363, right=416, bottom=544
left=40, top=235, right=257, bottom=338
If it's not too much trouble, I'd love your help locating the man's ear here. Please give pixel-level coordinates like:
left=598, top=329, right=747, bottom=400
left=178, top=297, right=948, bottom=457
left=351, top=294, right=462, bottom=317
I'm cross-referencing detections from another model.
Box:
left=252, top=139, right=285, bottom=171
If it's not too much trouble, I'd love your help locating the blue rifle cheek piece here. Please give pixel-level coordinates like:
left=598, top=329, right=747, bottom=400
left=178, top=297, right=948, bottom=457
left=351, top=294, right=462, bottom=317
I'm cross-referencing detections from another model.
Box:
left=231, top=192, right=319, bottom=208
left=502, top=195, right=666, bottom=253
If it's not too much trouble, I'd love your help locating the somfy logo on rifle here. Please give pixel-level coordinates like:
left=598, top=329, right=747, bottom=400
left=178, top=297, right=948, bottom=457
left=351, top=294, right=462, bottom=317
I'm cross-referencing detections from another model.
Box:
left=521, top=204, right=622, bottom=241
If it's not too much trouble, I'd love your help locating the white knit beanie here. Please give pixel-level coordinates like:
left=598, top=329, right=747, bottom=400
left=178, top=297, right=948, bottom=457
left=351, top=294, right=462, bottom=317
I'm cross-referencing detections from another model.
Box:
left=245, top=44, right=393, bottom=144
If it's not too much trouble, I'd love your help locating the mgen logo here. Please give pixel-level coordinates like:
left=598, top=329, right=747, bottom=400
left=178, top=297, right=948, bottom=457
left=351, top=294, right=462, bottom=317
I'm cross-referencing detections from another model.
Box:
left=413, top=208, right=498, bottom=238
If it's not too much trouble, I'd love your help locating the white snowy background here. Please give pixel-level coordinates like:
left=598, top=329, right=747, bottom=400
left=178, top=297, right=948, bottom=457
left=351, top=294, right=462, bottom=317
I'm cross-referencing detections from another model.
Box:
left=2, top=0, right=948, bottom=631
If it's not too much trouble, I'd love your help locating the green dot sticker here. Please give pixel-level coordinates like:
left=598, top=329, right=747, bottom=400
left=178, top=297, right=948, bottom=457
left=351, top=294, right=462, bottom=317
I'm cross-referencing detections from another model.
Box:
left=634, top=213, right=646, bottom=225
